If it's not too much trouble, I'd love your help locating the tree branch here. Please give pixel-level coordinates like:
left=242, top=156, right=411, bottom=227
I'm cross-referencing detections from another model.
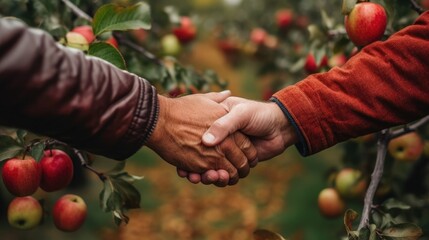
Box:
left=61, top=0, right=93, bottom=22
left=410, top=0, right=425, bottom=14
left=358, top=129, right=389, bottom=230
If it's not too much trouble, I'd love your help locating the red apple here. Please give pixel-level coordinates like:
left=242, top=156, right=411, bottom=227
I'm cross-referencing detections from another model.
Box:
left=276, top=9, right=294, bottom=29
left=2, top=156, right=41, bottom=196
left=53, top=194, right=87, bottom=232
left=173, top=16, right=197, bottom=44
left=71, top=25, right=95, bottom=44
left=250, top=28, right=267, bottom=45
left=8, top=196, right=43, bottom=230
left=39, top=149, right=74, bottom=192
left=64, top=32, right=90, bottom=51
left=388, top=131, right=424, bottom=162
left=304, top=54, right=328, bottom=74
left=335, top=168, right=367, bottom=199
left=318, top=188, right=345, bottom=218
left=106, top=36, right=119, bottom=49
left=344, top=2, right=387, bottom=47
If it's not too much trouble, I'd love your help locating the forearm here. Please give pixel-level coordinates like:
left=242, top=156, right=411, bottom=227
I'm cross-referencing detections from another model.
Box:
left=274, top=11, right=429, bottom=155
left=0, top=19, right=158, bottom=160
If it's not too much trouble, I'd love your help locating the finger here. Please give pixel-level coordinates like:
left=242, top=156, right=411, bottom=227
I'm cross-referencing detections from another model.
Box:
left=187, top=173, right=202, bottom=184
left=202, top=109, right=245, bottom=147
left=213, top=150, right=240, bottom=185
left=233, top=132, right=258, bottom=168
left=214, top=170, right=230, bottom=187
left=201, top=170, right=219, bottom=185
left=177, top=168, right=189, bottom=178
left=218, top=137, right=250, bottom=179
left=202, top=90, right=231, bottom=103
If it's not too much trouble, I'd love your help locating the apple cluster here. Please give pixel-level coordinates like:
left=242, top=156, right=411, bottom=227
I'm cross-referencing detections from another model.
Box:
left=318, top=168, right=368, bottom=218
left=161, top=16, right=197, bottom=56
left=1, top=149, right=87, bottom=231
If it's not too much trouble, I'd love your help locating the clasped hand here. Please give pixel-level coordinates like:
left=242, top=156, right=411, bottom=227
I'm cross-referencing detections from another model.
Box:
left=147, top=91, right=297, bottom=187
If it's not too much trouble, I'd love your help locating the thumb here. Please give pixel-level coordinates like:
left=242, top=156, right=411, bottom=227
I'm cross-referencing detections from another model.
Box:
left=202, top=108, right=246, bottom=146
left=203, top=90, right=231, bottom=103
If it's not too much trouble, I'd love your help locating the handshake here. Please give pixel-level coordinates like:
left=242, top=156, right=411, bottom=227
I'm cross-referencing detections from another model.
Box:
left=146, top=90, right=298, bottom=187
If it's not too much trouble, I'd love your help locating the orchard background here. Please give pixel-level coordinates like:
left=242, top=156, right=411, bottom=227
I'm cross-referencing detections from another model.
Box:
left=0, top=0, right=429, bottom=239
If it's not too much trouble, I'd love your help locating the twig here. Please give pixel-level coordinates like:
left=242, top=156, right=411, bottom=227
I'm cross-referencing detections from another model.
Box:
left=113, top=32, right=164, bottom=66
left=391, top=115, right=429, bottom=138
left=61, top=0, right=93, bottom=22
left=358, top=129, right=389, bottom=230
left=410, top=0, right=425, bottom=14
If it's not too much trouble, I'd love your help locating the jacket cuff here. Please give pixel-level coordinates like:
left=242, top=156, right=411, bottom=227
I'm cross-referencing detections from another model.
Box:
left=270, top=97, right=309, bottom=156
left=272, top=81, right=330, bottom=156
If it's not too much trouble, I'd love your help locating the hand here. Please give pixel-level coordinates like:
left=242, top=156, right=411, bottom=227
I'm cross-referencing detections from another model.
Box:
left=146, top=92, right=258, bottom=187
left=177, top=96, right=298, bottom=185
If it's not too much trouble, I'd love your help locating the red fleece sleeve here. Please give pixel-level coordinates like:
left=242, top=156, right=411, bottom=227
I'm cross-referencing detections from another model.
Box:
left=273, top=11, right=429, bottom=156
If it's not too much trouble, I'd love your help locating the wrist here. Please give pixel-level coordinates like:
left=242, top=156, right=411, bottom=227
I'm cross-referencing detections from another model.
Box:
left=146, top=94, right=170, bottom=149
left=269, top=102, right=298, bottom=148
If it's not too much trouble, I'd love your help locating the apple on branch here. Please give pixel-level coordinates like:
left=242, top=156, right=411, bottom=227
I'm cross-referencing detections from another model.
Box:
left=173, top=16, right=197, bottom=44
left=344, top=2, right=387, bottom=47
left=318, top=188, right=345, bottom=218
left=2, top=155, right=41, bottom=197
left=39, top=149, right=74, bottom=192
left=388, top=131, right=424, bottom=162
left=335, top=168, right=367, bottom=199
left=53, top=194, right=87, bottom=232
left=8, top=196, right=43, bottom=230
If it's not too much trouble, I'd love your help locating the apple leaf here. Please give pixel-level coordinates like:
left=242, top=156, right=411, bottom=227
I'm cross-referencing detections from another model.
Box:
left=342, top=0, right=356, bottom=15
left=92, top=2, right=151, bottom=37
left=99, top=163, right=143, bottom=226
left=0, top=135, right=24, bottom=161
left=253, top=229, right=287, bottom=240
left=88, top=42, right=126, bottom=70
left=381, top=198, right=411, bottom=211
left=381, top=223, right=423, bottom=239
left=16, top=129, right=27, bottom=145
left=29, top=142, right=46, bottom=162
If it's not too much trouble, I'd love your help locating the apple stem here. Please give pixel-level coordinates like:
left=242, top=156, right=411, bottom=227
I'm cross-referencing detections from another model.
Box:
left=410, top=0, right=425, bottom=14
left=61, top=0, right=92, bottom=22
left=83, top=164, right=106, bottom=181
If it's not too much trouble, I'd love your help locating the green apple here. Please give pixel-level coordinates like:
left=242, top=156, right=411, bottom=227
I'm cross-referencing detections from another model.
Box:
left=388, top=131, right=424, bottom=162
left=335, top=168, right=367, bottom=199
left=8, top=196, right=43, bottom=230
left=161, top=34, right=182, bottom=56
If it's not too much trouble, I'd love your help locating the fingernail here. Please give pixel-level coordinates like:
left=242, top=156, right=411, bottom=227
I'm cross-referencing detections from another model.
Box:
left=220, top=90, right=231, bottom=95
left=203, top=133, right=215, bottom=143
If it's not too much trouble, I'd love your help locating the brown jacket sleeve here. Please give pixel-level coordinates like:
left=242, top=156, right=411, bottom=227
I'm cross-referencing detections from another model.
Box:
left=272, top=11, right=429, bottom=156
left=0, top=18, right=159, bottom=160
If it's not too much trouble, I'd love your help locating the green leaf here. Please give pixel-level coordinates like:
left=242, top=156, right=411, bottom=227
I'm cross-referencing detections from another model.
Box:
left=16, top=129, right=27, bottom=145
left=112, top=178, right=141, bottom=209
left=342, top=0, right=356, bottom=15
left=382, top=198, right=411, bottom=211
left=92, top=2, right=151, bottom=36
left=0, top=135, right=24, bottom=161
left=30, top=142, right=46, bottom=162
left=253, top=229, right=287, bottom=240
left=381, top=223, right=423, bottom=239
left=89, top=42, right=126, bottom=70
